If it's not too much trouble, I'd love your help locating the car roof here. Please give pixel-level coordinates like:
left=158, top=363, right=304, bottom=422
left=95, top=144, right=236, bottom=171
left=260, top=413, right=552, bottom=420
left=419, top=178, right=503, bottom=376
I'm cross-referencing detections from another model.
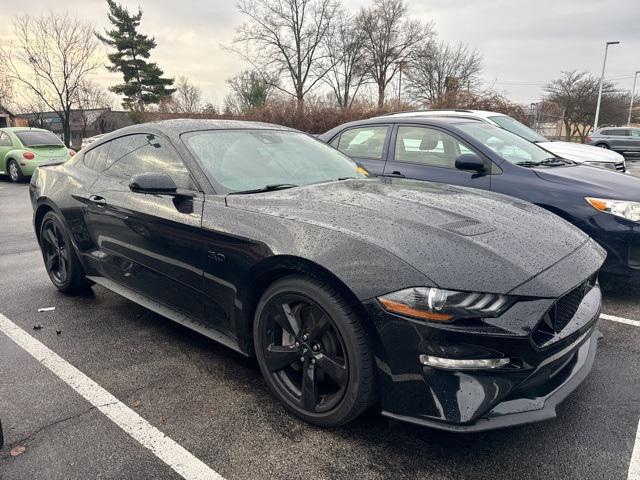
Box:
left=112, top=118, right=298, bottom=138
left=379, top=109, right=505, bottom=120
left=334, top=116, right=483, bottom=130
left=1, top=127, right=52, bottom=133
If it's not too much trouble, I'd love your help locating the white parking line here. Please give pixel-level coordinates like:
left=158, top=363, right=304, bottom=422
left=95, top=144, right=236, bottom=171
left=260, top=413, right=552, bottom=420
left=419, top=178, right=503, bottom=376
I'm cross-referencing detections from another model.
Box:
left=600, top=313, right=640, bottom=328
left=0, top=313, right=224, bottom=480
left=629, top=418, right=640, bottom=480
left=599, top=313, right=640, bottom=479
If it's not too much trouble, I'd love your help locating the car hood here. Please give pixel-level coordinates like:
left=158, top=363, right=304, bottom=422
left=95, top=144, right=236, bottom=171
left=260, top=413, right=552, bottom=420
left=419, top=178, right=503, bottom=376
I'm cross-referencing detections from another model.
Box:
left=538, top=141, right=624, bottom=163
left=533, top=165, right=640, bottom=201
left=226, top=178, right=595, bottom=295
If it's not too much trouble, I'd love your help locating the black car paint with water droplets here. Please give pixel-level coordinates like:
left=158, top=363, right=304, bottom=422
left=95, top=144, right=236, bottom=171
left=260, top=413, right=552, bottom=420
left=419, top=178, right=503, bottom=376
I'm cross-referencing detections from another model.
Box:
left=29, top=119, right=605, bottom=432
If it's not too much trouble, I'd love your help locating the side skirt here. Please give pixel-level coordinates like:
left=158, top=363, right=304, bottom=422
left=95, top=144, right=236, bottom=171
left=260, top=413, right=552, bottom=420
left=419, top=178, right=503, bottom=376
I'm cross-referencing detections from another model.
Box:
left=86, top=275, right=248, bottom=356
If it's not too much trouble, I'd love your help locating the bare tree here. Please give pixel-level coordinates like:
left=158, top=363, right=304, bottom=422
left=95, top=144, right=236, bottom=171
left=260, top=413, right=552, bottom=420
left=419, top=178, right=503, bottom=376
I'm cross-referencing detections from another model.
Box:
left=173, top=77, right=203, bottom=113
left=359, top=0, right=433, bottom=109
left=0, top=13, right=101, bottom=146
left=227, top=69, right=278, bottom=112
left=0, top=73, right=16, bottom=112
left=232, top=0, right=339, bottom=116
left=323, top=11, right=367, bottom=109
left=544, top=70, right=625, bottom=142
left=406, top=41, right=482, bottom=107
left=74, top=81, right=114, bottom=139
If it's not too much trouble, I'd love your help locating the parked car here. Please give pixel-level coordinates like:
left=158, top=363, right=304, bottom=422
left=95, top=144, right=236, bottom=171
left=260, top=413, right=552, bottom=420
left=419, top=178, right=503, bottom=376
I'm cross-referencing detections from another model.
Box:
left=320, top=116, right=640, bottom=277
left=30, top=119, right=604, bottom=432
left=587, top=127, right=640, bottom=154
left=81, top=133, right=105, bottom=150
left=0, top=127, right=74, bottom=183
left=384, top=110, right=627, bottom=172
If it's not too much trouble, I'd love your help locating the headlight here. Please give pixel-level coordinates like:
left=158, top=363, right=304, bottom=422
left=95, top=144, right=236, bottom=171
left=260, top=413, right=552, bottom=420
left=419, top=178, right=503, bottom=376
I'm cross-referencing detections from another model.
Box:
left=586, top=197, right=640, bottom=222
left=583, top=161, right=616, bottom=170
left=377, top=287, right=515, bottom=323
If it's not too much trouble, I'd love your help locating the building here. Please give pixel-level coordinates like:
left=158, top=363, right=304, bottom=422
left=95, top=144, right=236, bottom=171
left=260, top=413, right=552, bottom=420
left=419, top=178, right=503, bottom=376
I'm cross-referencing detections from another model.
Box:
left=20, top=108, right=133, bottom=149
left=0, top=106, right=28, bottom=128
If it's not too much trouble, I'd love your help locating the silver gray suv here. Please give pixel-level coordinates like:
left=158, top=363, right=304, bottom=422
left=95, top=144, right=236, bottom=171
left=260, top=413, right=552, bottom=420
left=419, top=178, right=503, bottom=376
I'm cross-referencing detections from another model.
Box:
left=587, top=127, right=640, bottom=153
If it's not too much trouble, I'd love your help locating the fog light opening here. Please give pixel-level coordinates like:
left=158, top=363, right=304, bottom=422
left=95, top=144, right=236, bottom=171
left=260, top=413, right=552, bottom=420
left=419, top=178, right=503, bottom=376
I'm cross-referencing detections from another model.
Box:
left=419, top=355, right=510, bottom=370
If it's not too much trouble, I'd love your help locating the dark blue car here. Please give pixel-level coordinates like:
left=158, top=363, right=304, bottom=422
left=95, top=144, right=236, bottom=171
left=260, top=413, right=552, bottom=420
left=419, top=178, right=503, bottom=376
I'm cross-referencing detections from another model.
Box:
left=319, top=116, right=640, bottom=276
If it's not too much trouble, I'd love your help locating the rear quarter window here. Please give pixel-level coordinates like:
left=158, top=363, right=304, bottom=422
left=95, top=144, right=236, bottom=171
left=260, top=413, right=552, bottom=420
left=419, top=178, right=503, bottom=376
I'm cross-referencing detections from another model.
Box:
left=83, top=142, right=111, bottom=172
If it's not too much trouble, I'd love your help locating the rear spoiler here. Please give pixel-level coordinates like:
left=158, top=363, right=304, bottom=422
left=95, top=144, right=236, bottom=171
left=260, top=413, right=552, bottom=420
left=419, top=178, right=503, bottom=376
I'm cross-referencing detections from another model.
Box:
left=37, top=160, right=67, bottom=169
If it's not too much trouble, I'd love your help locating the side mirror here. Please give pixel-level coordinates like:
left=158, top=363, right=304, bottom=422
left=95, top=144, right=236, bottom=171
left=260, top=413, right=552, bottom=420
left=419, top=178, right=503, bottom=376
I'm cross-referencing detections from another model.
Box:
left=129, top=172, right=177, bottom=194
left=455, top=153, right=487, bottom=173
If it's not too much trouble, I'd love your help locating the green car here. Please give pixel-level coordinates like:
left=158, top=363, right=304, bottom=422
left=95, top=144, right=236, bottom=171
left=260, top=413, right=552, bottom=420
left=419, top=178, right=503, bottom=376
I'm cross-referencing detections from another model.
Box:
left=0, top=127, right=73, bottom=183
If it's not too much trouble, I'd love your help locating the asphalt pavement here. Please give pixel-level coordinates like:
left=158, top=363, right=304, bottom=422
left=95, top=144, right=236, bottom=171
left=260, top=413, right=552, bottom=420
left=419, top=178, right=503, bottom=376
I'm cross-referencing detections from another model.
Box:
left=0, top=166, right=639, bottom=480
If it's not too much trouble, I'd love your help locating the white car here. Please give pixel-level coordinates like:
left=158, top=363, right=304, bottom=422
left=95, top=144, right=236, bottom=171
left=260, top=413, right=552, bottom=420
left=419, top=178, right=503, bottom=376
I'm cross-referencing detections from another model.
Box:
left=80, top=133, right=105, bottom=150
left=382, top=110, right=627, bottom=173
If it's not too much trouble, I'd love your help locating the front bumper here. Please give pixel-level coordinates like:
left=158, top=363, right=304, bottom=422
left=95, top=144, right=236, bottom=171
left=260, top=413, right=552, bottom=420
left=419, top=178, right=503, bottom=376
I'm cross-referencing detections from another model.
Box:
left=576, top=213, right=640, bottom=276
left=364, top=281, right=602, bottom=432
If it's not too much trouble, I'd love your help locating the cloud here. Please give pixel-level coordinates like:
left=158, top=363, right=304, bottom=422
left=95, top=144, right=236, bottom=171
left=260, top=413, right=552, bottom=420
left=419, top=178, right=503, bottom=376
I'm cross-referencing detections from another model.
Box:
left=0, top=0, right=638, bottom=107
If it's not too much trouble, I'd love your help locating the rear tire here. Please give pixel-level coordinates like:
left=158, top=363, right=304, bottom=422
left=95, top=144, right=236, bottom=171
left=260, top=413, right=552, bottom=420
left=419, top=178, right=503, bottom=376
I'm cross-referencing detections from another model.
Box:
left=595, top=143, right=609, bottom=149
left=7, top=159, right=24, bottom=183
left=254, top=275, right=377, bottom=427
left=39, top=211, right=93, bottom=294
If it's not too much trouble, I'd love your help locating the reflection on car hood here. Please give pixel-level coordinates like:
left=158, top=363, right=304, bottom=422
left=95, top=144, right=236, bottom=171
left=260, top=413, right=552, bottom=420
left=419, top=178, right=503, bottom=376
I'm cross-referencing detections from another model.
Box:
left=538, top=141, right=624, bottom=163
left=534, top=165, right=640, bottom=201
left=227, top=178, right=592, bottom=294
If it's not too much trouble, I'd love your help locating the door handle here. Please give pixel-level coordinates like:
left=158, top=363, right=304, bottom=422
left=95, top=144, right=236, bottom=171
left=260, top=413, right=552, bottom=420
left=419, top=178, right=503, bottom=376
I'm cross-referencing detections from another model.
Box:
left=388, top=171, right=405, bottom=178
left=89, top=195, right=106, bottom=206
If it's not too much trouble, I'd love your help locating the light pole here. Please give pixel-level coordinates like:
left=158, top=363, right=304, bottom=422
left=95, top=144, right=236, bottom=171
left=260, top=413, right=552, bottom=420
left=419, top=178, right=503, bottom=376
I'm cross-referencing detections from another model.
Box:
left=594, top=41, right=620, bottom=130
left=628, top=70, right=640, bottom=126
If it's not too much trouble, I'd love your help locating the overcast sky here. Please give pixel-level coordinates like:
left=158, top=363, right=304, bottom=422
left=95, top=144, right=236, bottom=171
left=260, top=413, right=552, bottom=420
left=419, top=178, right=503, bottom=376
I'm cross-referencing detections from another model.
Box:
left=1, top=0, right=638, bottom=109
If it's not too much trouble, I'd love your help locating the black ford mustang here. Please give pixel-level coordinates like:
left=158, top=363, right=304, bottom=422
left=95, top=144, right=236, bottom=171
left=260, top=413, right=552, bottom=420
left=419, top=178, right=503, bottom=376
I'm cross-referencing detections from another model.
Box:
left=30, top=120, right=605, bottom=432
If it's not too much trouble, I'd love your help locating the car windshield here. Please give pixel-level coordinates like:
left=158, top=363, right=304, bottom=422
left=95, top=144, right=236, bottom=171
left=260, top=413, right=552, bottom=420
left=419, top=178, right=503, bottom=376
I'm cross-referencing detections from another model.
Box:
left=488, top=115, right=548, bottom=143
left=185, top=129, right=366, bottom=193
left=15, top=130, right=64, bottom=147
left=456, top=122, right=568, bottom=166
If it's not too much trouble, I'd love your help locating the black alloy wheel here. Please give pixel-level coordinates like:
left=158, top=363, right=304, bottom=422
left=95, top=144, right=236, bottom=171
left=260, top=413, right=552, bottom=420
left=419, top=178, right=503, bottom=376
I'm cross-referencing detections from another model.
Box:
left=254, top=276, right=376, bottom=427
left=39, top=211, right=92, bottom=293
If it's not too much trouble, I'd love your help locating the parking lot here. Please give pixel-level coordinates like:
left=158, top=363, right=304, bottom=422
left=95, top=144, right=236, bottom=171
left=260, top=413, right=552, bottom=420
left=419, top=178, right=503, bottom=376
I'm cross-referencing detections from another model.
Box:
left=0, top=166, right=639, bottom=480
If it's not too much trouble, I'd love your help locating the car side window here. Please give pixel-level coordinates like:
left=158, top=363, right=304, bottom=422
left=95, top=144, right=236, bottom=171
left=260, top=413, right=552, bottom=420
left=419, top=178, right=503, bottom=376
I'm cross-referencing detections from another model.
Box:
left=631, top=130, right=640, bottom=138
left=394, top=126, right=473, bottom=169
left=83, top=142, right=111, bottom=172
left=0, top=132, right=12, bottom=147
left=105, top=133, right=195, bottom=190
left=612, top=130, right=629, bottom=136
left=336, top=126, right=388, bottom=159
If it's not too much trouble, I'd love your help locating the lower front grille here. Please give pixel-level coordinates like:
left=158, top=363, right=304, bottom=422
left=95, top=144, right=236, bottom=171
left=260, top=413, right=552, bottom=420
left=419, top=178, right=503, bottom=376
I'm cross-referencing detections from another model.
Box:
left=532, top=277, right=596, bottom=347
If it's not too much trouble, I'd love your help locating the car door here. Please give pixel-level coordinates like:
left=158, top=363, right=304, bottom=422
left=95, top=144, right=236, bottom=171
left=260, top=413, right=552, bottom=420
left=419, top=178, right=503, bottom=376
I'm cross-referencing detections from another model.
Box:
left=629, top=129, right=640, bottom=151
left=330, top=124, right=391, bottom=175
left=608, top=129, right=629, bottom=151
left=382, top=124, right=491, bottom=189
left=84, top=132, right=207, bottom=321
left=0, top=131, right=14, bottom=174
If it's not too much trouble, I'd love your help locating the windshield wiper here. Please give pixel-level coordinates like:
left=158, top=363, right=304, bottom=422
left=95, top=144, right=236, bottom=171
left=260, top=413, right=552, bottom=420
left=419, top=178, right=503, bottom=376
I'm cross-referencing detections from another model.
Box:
left=228, top=183, right=298, bottom=195
left=515, top=161, right=543, bottom=167
left=515, top=158, right=571, bottom=168
left=539, top=157, right=573, bottom=166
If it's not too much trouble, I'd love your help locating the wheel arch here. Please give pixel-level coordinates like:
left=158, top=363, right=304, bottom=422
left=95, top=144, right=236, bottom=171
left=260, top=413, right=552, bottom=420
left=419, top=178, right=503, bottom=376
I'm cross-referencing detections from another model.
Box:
left=236, top=255, right=380, bottom=357
left=33, top=199, right=62, bottom=244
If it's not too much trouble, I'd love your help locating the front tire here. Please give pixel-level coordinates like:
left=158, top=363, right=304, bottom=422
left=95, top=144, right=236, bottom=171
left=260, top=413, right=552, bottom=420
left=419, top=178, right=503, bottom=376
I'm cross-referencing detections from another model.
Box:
left=596, top=143, right=609, bottom=149
left=254, top=275, right=377, bottom=427
left=7, top=159, right=24, bottom=183
left=39, top=211, right=92, bottom=293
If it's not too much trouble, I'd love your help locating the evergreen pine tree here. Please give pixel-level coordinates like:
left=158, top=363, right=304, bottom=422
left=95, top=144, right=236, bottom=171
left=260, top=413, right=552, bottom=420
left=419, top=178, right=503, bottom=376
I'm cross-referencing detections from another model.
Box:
left=97, top=0, right=175, bottom=111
